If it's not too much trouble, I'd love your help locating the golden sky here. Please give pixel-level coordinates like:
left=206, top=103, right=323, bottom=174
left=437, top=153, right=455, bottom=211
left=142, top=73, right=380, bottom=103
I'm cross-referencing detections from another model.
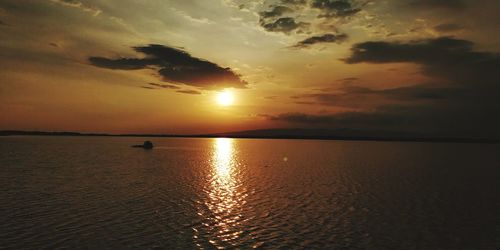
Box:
left=1, top=0, right=499, bottom=137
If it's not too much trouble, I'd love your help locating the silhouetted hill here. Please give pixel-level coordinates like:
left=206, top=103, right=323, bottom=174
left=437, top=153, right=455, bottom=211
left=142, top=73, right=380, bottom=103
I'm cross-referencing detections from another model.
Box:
left=204, top=128, right=500, bottom=143
left=208, top=128, right=418, bottom=139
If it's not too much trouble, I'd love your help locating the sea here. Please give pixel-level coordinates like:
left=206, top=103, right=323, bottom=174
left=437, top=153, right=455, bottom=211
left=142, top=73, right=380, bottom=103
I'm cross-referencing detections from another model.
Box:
left=0, top=136, right=499, bottom=249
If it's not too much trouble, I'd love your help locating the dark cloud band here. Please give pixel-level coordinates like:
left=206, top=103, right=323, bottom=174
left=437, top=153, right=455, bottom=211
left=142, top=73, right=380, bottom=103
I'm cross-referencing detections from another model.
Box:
left=292, top=33, right=348, bottom=48
left=89, top=44, right=247, bottom=89
left=409, top=0, right=466, bottom=10
left=344, top=37, right=500, bottom=87
left=260, top=17, right=309, bottom=34
left=311, top=0, right=361, bottom=18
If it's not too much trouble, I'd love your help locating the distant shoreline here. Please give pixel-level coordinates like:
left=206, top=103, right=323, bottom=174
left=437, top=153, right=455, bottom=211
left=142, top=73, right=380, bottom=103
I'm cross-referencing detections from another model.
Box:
left=1, top=130, right=500, bottom=144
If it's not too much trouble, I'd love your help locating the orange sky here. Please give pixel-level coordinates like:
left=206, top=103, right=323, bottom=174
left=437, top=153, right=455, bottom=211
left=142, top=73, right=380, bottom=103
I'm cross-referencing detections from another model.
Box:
left=1, top=0, right=500, bottom=137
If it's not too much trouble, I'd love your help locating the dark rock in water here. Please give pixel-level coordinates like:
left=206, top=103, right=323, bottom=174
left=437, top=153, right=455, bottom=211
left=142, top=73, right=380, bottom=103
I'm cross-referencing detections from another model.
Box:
left=132, top=141, right=154, bottom=149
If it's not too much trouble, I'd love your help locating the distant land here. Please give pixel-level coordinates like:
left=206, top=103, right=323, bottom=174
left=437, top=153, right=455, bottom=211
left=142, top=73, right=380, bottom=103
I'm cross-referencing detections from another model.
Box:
left=1, top=129, right=500, bottom=144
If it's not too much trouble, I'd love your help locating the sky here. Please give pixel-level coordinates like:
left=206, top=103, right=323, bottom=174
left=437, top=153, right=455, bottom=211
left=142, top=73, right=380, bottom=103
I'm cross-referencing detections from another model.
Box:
left=1, top=0, right=499, bottom=137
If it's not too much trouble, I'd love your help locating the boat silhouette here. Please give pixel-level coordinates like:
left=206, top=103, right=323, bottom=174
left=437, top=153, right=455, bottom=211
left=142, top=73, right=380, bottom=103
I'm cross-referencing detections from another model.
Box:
left=132, top=141, right=153, bottom=149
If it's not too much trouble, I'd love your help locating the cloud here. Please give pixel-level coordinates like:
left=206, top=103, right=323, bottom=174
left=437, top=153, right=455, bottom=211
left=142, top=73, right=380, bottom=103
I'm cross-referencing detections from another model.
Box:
left=259, top=5, right=293, bottom=19
left=176, top=89, right=202, bottom=95
left=365, top=85, right=454, bottom=100
left=409, top=0, right=466, bottom=10
left=89, top=44, right=248, bottom=90
left=337, top=77, right=359, bottom=82
left=265, top=112, right=341, bottom=124
left=90, top=57, right=150, bottom=70
left=344, top=37, right=500, bottom=97
left=311, top=0, right=362, bottom=18
left=260, top=17, right=309, bottom=34
left=281, top=0, right=307, bottom=6
left=50, top=0, right=102, bottom=16
left=263, top=111, right=402, bottom=128
left=293, top=84, right=459, bottom=109
left=280, top=36, right=500, bottom=137
left=345, top=37, right=474, bottom=64
left=269, top=36, right=500, bottom=138
left=264, top=99, right=500, bottom=137
left=292, top=33, right=348, bottom=48
left=433, top=23, right=464, bottom=32
left=148, top=83, right=180, bottom=89
left=257, top=0, right=363, bottom=36
left=344, top=37, right=500, bottom=87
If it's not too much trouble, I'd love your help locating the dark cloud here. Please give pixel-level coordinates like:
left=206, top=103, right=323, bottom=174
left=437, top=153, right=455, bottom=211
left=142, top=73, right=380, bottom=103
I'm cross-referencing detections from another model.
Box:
left=89, top=44, right=247, bottom=89
left=347, top=85, right=462, bottom=101
left=258, top=0, right=361, bottom=35
left=89, top=57, right=151, bottom=70
left=367, top=85, right=455, bottom=100
left=311, top=0, right=362, bottom=18
left=260, top=17, right=309, bottom=34
left=265, top=100, right=500, bottom=137
left=345, top=37, right=474, bottom=64
left=409, top=0, right=466, bottom=10
left=345, top=37, right=500, bottom=90
left=148, top=83, right=180, bottom=89
left=433, top=23, right=464, bottom=32
left=273, top=37, right=500, bottom=138
left=264, top=111, right=402, bottom=128
left=292, top=33, right=348, bottom=48
left=293, top=84, right=456, bottom=108
left=281, top=0, right=307, bottom=5
left=257, top=2, right=310, bottom=34
left=259, top=5, right=293, bottom=19
left=338, top=77, right=359, bottom=82
left=266, top=112, right=342, bottom=124
left=344, top=37, right=500, bottom=87
left=176, top=89, right=202, bottom=95
left=60, top=0, right=79, bottom=4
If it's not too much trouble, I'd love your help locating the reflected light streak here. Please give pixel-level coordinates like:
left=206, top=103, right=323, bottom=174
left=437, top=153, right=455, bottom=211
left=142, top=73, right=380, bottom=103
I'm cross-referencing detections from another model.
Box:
left=193, top=138, right=248, bottom=248
left=203, top=138, right=245, bottom=246
left=214, top=138, right=233, bottom=180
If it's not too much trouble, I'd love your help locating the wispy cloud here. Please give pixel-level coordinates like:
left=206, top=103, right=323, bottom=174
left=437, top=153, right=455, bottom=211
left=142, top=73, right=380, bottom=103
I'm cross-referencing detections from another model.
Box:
left=50, top=0, right=102, bottom=16
left=291, top=33, right=348, bottom=48
left=176, top=89, right=202, bottom=95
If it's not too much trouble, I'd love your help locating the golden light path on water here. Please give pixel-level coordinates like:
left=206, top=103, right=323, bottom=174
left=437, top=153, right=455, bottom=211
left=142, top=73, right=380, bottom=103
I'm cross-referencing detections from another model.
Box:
left=194, top=138, right=247, bottom=248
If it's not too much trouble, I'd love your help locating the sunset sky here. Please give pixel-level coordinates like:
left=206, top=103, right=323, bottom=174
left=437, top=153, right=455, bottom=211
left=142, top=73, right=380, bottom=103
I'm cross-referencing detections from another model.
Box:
left=1, top=0, right=499, bottom=137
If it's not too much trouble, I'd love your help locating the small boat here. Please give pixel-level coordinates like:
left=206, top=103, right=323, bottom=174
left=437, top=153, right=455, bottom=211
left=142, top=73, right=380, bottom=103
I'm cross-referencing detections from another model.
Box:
left=132, top=141, right=154, bottom=149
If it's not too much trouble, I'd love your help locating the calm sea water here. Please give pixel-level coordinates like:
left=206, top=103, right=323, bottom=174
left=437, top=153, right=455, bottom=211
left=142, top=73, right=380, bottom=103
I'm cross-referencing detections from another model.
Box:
left=0, top=136, right=499, bottom=249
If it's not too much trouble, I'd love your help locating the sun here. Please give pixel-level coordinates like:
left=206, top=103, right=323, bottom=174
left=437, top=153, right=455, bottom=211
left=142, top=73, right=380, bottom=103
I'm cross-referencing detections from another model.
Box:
left=217, top=90, right=234, bottom=106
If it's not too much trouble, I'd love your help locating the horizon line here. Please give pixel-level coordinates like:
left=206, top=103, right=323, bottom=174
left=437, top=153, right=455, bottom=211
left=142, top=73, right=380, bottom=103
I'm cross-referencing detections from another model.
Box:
left=1, top=130, right=500, bottom=144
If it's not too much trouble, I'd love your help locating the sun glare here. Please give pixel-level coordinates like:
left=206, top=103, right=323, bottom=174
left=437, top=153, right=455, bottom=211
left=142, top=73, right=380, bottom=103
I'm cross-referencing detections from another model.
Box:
left=217, top=90, right=234, bottom=106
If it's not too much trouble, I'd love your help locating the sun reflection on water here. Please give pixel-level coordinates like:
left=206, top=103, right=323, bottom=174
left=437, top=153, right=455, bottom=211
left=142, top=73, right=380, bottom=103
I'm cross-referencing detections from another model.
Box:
left=194, top=138, right=246, bottom=248
left=214, top=138, right=233, bottom=180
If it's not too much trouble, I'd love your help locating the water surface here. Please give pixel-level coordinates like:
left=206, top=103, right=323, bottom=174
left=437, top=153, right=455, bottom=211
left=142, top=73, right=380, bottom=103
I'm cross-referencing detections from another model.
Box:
left=0, top=136, right=499, bottom=249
